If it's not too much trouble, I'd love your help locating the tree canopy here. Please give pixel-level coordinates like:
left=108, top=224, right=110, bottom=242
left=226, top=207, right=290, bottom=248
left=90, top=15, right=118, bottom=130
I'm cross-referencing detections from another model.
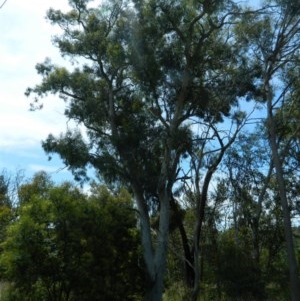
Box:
left=24, top=0, right=300, bottom=300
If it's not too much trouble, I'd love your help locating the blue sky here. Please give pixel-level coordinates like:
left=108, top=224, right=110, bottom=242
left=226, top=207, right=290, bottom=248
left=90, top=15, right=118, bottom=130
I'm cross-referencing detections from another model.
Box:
left=0, top=0, right=261, bottom=183
left=0, top=0, right=77, bottom=182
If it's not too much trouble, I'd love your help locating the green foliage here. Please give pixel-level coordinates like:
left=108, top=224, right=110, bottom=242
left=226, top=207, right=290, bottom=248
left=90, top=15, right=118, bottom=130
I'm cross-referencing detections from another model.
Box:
left=23, top=0, right=300, bottom=299
left=217, top=230, right=266, bottom=300
left=0, top=176, right=10, bottom=208
left=25, top=0, right=259, bottom=190
left=26, top=4, right=261, bottom=298
left=0, top=172, right=143, bottom=301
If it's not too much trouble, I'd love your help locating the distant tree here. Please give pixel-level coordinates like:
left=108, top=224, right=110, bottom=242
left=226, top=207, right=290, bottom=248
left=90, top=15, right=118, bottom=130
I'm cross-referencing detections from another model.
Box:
left=224, top=130, right=273, bottom=264
left=0, top=169, right=24, bottom=258
left=0, top=169, right=24, bottom=207
left=0, top=175, right=10, bottom=208
left=219, top=130, right=289, bottom=299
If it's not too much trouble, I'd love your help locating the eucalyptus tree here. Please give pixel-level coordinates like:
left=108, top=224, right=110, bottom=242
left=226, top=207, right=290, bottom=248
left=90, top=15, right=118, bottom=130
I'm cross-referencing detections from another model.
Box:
left=234, top=1, right=300, bottom=299
left=224, top=131, right=273, bottom=263
left=174, top=116, right=247, bottom=300
left=220, top=130, right=288, bottom=298
left=26, top=0, right=261, bottom=299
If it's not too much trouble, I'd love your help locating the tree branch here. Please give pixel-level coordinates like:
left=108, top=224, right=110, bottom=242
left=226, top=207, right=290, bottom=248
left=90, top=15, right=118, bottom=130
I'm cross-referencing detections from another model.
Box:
left=0, top=0, right=8, bottom=9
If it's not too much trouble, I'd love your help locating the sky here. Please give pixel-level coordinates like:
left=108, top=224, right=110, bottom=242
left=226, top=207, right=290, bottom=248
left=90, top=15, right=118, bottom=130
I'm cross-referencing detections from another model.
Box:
left=0, top=0, right=261, bottom=184
left=0, top=0, right=78, bottom=182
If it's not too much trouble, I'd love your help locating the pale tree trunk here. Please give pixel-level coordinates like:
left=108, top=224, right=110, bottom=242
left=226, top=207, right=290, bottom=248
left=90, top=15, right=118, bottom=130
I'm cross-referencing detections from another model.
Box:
left=132, top=181, right=171, bottom=301
left=260, top=5, right=300, bottom=297
left=145, top=189, right=170, bottom=301
left=266, top=81, right=300, bottom=301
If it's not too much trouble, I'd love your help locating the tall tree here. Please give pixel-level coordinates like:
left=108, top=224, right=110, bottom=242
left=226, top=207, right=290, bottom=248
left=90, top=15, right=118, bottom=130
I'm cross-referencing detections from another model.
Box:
left=169, top=117, right=246, bottom=300
left=234, top=1, right=300, bottom=299
left=26, top=1, right=260, bottom=299
left=224, top=130, right=273, bottom=263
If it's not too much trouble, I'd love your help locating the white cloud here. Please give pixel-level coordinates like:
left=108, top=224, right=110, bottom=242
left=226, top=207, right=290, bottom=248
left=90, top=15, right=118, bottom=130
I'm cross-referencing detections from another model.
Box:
left=0, top=0, right=78, bottom=178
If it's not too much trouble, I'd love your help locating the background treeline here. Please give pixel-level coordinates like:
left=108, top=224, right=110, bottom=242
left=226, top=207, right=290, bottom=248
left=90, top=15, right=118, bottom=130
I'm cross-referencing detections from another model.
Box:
left=0, top=171, right=144, bottom=301
left=0, top=140, right=299, bottom=301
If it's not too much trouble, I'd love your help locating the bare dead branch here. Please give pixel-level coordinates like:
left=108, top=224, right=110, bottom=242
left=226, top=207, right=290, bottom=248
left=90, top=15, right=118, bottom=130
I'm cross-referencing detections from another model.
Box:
left=0, top=0, right=8, bottom=9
